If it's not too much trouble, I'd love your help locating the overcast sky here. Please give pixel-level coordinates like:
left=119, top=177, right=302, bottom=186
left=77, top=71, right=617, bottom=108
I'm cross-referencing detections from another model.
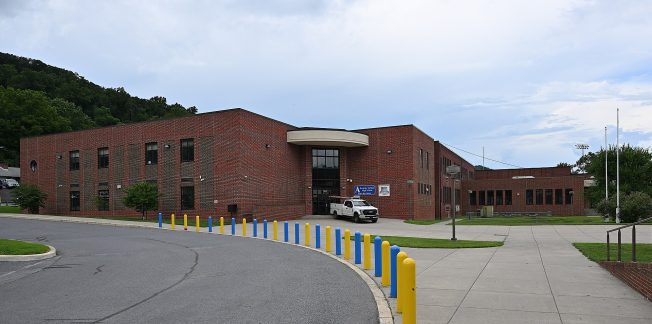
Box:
left=2, top=0, right=652, bottom=168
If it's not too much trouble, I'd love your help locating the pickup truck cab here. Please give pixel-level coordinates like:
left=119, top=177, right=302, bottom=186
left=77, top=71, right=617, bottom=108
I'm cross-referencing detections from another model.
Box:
left=330, top=197, right=379, bottom=223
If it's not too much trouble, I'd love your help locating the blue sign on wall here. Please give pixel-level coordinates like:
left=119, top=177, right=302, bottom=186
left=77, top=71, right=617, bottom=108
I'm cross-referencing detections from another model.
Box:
left=354, top=185, right=376, bottom=196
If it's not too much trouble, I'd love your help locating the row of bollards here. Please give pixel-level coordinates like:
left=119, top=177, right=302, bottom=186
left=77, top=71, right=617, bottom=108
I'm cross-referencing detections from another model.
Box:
left=157, top=212, right=416, bottom=324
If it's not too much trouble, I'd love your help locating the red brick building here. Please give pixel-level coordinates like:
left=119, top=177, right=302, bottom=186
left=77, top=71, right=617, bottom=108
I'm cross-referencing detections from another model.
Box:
left=20, top=108, right=590, bottom=220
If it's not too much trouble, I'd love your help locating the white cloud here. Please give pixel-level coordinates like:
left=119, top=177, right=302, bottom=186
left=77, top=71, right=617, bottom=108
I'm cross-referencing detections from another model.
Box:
left=2, top=0, right=652, bottom=167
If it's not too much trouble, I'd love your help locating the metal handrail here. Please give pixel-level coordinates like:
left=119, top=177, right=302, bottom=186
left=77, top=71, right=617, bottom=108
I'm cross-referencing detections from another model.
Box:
left=606, top=215, right=652, bottom=262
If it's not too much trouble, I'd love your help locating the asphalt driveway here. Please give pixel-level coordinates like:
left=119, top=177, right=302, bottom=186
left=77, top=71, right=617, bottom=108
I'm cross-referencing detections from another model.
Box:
left=0, top=217, right=378, bottom=324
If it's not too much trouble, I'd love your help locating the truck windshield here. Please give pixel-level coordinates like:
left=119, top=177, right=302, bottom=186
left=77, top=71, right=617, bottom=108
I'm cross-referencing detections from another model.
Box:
left=352, top=200, right=371, bottom=206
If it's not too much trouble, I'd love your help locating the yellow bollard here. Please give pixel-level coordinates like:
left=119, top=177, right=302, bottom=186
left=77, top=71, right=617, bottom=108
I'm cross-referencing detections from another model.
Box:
left=183, top=214, right=188, bottom=231
left=344, top=229, right=351, bottom=260
left=305, top=223, right=310, bottom=246
left=273, top=220, right=278, bottom=241
left=242, top=218, right=247, bottom=236
left=363, top=233, right=371, bottom=270
left=220, top=216, right=224, bottom=234
left=396, top=251, right=408, bottom=313
left=171, top=213, right=175, bottom=230
left=381, top=241, right=390, bottom=286
left=403, top=258, right=416, bottom=324
left=196, top=215, right=200, bottom=232
left=325, top=226, right=331, bottom=252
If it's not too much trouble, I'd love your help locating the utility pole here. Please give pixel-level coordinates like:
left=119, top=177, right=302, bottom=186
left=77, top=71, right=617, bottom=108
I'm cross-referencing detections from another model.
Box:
left=616, top=108, right=621, bottom=224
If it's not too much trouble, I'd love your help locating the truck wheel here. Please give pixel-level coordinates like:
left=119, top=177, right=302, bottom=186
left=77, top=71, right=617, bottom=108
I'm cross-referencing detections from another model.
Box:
left=332, top=211, right=339, bottom=219
left=354, top=213, right=360, bottom=223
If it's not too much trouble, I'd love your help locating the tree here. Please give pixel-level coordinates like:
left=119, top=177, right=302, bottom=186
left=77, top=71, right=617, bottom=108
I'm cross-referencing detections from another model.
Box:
left=578, top=145, right=652, bottom=205
left=122, top=182, right=159, bottom=220
left=596, top=192, right=652, bottom=223
left=13, top=184, right=48, bottom=214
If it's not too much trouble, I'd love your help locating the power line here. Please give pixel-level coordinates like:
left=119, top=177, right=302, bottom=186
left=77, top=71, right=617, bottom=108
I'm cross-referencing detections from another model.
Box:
left=439, top=142, right=524, bottom=169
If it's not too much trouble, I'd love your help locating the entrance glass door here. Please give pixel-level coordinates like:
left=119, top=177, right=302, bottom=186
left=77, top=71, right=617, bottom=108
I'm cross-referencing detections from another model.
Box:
left=312, top=148, right=340, bottom=215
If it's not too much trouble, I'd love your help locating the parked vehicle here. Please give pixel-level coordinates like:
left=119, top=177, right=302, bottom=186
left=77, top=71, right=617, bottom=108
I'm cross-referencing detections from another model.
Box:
left=4, top=178, right=19, bottom=188
left=330, top=196, right=379, bottom=223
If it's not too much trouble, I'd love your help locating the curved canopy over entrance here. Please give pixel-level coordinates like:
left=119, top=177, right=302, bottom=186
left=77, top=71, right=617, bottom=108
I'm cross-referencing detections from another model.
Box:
left=287, top=130, right=369, bottom=147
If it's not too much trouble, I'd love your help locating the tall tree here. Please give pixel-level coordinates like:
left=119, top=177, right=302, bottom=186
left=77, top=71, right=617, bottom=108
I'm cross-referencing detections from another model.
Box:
left=578, top=145, right=652, bottom=205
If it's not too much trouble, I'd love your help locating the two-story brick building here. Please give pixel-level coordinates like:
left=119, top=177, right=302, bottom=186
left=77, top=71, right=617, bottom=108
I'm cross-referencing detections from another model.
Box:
left=20, top=108, right=590, bottom=220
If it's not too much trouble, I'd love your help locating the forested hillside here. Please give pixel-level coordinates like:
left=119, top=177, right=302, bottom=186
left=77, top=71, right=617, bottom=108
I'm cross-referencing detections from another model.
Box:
left=0, top=52, right=197, bottom=166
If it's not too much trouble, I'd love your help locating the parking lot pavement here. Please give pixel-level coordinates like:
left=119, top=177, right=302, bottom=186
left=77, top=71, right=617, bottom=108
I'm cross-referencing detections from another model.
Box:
left=0, top=217, right=378, bottom=324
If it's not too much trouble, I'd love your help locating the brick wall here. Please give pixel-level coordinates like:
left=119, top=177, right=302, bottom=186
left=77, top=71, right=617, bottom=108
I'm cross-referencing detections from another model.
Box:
left=600, top=261, right=652, bottom=301
left=463, top=167, right=589, bottom=215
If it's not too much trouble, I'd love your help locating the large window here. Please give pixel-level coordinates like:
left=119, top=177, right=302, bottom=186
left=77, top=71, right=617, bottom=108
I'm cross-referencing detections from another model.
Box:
left=98, top=190, right=109, bottom=211
left=146, top=142, right=158, bottom=165
left=565, top=188, right=573, bottom=205
left=526, top=189, right=533, bottom=205
left=69, top=150, right=80, bottom=171
left=487, top=190, right=494, bottom=205
left=478, top=191, right=486, bottom=205
left=555, top=189, right=563, bottom=205
left=70, top=191, right=80, bottom=211
left=496, top=190, right=503, bottom=205
left=181, top=186, right=194, bottom=210
left=98, top=147, right=109, bottom=169
left=426, top=151, right=429, bottom=170
left=505, top=190, right=512, bottom=205
left=469, top=191, right=477, bottom=205
left=181, top=138, right=194, bottom=162
left=545, top=189, right=553, bottom=205
left=312, top=149, right=339, bottom=169
left=535, top=189, right=544, bottom=205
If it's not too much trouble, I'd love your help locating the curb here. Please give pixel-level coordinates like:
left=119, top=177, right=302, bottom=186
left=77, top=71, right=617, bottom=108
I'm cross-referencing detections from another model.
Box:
left=0, top=214, right=394, bottom=323
left=0, top=245, right=56, bottom=262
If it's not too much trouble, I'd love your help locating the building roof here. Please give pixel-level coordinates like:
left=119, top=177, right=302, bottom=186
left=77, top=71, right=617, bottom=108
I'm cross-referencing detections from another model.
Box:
left=0, top=166, right=20, bottom=178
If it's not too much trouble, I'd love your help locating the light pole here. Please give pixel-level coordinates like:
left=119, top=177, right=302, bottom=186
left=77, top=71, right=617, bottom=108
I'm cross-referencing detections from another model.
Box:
left=447, top=165, right=461, bottom=241
left=616, top=108, right=621, bottom=224
left=575, top=143, right=589, bottom=157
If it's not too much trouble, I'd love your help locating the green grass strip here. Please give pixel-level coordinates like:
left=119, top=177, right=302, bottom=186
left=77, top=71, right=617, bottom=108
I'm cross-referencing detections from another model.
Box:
left=573, top=242, right=652, bottom=263
left=403, top=219, right=442, bottom=225
left=0, top=239, right=50, bottom=255
left=455, top=216, right=613, bottom=226
left=0, top=206, right=21, bottom=213
left=350, top=235, right=503, bottom=248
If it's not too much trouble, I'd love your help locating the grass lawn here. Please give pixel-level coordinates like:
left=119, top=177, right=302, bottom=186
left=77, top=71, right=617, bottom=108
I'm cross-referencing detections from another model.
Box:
left=573, top=242, right=652, bottom=263
left=0, top=239, right=50, bottom=255
left=403, top=219, right=443, bottom=225
left=455, top=216, right=613, bottom=226
left=0, top=206, right=21, bottom=213
left=350, top=234, right=503, bottom=248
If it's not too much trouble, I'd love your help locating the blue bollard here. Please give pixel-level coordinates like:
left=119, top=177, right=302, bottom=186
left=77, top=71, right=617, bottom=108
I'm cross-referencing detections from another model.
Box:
left=390, top=245, right=400, bottom=298
left=355, top=231, right=362, bottom=264
left=295, top=223, right=300, bottom=244
left=253, top=218, right=258, bottom=237
left=263, top=219, right=268, bottom=239
left=374, top=236, right=382, bottom=277
left=208, top=216, right=213, bottom=233
left=158, top=212, right=162, bottom=228
left=231, top=217, right=235, bottom=236
left=284, top=221, right=289, bottom=242
left=316, top=224, right=321, bottom=249
left=335, top=228, right=342, bottom=255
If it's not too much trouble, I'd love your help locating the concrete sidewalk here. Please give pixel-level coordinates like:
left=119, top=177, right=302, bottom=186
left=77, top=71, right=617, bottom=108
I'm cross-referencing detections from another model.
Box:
left=3, top=213, right=652, bottom=323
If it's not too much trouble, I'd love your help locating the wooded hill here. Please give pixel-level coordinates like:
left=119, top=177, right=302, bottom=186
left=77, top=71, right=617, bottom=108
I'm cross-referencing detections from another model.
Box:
left=0, top=52, right=197, bottom=166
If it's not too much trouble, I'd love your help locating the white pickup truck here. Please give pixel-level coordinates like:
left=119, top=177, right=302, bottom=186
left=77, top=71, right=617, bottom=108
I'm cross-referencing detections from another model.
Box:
left=330, top=197, right=379, bottom=223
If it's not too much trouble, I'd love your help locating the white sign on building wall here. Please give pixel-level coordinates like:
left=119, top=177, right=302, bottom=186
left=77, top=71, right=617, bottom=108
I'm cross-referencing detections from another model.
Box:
left=379, top=184, right=390, bottom=197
